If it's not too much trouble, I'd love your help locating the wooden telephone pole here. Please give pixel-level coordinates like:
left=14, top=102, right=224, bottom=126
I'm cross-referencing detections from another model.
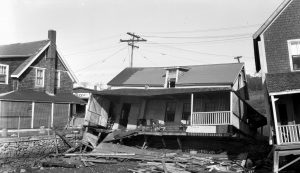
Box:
left=234, top=56, right=242, bottom=63
left=120, top=32, right=147, bottom=67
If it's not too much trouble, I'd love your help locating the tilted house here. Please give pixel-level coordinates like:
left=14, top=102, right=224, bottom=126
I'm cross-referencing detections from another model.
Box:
left=0, top=30, right=84, bottom=134
left=252, top=0, right=300, bottom=172
left=86, top=63, right=266, bottom=139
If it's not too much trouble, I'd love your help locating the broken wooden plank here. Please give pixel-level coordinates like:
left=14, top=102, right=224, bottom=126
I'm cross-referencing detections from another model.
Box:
left=41, top=161, right=77, bottom=168
left=81, top=158, right=118, bottom=164
left=55, top=130, right=74, bottom=148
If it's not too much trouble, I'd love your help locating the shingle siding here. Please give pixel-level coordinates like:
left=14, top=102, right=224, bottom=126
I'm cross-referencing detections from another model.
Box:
left=264, top=0, right=300, bottom=73
left=0, top=50, right=73, bottom=94
left=0, top=57, right=28, bottom=93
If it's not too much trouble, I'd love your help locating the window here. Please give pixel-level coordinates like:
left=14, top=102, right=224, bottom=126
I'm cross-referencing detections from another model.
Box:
left=288, top=39, right=300, bottom=71
left=35, top=68, right=45, bottom=87
left=55, top=71, right=60, bottom=88
left=165, top=102, right=176, bottom=122
left=0, top=64, right=9, bottom=84
left=168, top=78, right=176, bottom=88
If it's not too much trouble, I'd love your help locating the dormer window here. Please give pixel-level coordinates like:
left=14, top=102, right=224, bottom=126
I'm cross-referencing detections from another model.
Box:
left=288, top=39, right=300, bottom=71
left=164, top=67, right=189, bottom=88
left=168, top=78, right=176, bottom=88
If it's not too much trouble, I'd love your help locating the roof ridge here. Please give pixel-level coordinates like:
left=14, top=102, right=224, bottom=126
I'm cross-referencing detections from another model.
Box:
left=0, top=39, right=49, bottom=47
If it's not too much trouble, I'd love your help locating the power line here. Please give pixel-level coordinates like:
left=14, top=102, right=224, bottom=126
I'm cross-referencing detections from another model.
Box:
left=141, top=48, right=210, bottom=64
left=142, top=36, right=250, bottom=45
left=141, top=33, right=251, bottom=39
left=141, top=24, right=260, bottom=34
left=143, top=42, right=236, bottom=58
left=64, top=44, right=123, bottom=56
left=75, top=46, right=127, bottom=72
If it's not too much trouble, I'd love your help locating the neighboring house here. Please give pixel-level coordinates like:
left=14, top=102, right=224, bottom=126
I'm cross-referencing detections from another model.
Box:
left=253, top=0, right=300, bottom=172
left=86, top=63, right=266, bottom=138
left=0, top=30, right=84, bottom=133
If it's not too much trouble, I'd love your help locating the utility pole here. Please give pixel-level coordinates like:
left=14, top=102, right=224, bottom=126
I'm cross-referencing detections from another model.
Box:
left=234, top=56, right=242, bottom=63
left=120, top=32, right=147, bottom=67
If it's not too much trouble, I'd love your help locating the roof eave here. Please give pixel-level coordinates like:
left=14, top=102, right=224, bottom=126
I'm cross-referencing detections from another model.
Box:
left=10, top=41, right=51, bottom=78
left=252, top=0, right=293, bottom=39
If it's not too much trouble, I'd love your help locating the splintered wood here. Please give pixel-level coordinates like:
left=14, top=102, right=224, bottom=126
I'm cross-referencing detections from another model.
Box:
left=62, top=142, right=254, bottom=173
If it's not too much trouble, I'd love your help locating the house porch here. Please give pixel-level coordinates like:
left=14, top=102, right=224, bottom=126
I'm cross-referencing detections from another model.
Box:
left=93, top=88, right=265, bottom=137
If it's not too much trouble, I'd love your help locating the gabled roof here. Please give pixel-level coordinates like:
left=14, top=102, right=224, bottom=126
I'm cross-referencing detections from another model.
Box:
left=0, top=39, right=78, bottom=82
left=0, top=40, right=50, bottom=57
left=108, top=63, right=244, bottom=87
left=266, top=72, right=300, bottom=94
left=253, top=0, right=293, bottom=39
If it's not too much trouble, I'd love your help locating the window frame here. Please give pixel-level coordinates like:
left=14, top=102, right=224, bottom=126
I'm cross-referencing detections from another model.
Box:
left=55, top=70, right=61, bottom=88
left=288, top=39, right=300, bottom=72
left=0, top=64, right=9, bottom=85
left=35, top=68, right=45, bottom=87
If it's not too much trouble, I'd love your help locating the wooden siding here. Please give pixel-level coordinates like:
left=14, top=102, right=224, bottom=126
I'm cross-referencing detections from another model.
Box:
left=0, top=101, right=32, bottom=129
left=33, top=102, right=51, bottom=128
left=53, top=103, right=69, bottom=129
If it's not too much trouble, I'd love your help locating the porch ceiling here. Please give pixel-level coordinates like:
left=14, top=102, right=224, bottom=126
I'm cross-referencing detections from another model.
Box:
left=92, top=87, right=231, bottom=97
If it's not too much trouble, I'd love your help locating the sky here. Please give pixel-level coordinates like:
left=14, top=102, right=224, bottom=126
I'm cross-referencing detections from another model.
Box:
left=0, top=0, right=284, bottom=87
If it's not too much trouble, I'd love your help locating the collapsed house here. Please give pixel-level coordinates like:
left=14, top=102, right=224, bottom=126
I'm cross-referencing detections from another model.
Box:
left=85, top=63, right=266, bottom=141
left=0, top=30, right=84, bottom=135
left=253, top=0, right=300, bottom=172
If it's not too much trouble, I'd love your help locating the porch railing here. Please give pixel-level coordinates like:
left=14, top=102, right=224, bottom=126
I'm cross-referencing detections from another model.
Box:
left=278, top=124, right=300, bottom=144
left=191, top=111, right=231, bottom=126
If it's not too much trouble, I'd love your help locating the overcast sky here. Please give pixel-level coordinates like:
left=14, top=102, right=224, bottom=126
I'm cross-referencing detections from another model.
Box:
left=0, top=0, right=284, bottom=86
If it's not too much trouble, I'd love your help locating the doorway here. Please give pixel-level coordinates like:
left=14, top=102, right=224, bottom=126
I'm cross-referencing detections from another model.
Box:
left=119, top=103, right=131, bottom=128
left=278, top=104, right=288, bottom=125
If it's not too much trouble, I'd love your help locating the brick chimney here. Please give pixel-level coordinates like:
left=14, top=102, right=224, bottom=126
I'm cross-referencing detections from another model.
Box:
left=46, top=30, right=57, bottom=95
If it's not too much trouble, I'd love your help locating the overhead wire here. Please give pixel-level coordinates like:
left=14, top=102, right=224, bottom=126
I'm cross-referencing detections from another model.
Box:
left=141, top=33, right=251, bottom=39
left=75, top=46, right=127, bottom=72
left=64, top=43, right=123, bottom=56
left=141, top=23, right=260, bottom=34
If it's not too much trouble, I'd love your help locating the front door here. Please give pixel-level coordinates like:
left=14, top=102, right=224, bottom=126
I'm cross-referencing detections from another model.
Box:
left=119, top=103, right=131, bottom=128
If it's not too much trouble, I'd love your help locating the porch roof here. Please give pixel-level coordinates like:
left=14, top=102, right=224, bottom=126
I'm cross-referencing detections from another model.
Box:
left=93, top=87, right=231, bottom=97
left=266, top=72, right=300, bottom=95
left=0, top=90, right=85, bottom=104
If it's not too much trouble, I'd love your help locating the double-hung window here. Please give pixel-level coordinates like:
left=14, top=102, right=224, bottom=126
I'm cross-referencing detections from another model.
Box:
left=35, top=68, right=45, bottom=87
left=55, top=71, right=60, bottom=88
left=288, top=39, right=300, bottom=71
left=0, top=64, right=9, bottom=84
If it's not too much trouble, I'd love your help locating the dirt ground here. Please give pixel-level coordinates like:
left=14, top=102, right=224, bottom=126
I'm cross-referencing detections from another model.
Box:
left=0, top=157, right=138, bottom=173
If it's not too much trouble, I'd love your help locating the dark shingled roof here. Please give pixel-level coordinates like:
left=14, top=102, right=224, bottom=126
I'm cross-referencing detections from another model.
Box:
left=93, top=87, right=231, bottom=97
left=0, top=90, right=85, bottom=104
left=266, top=72, right=300, bottom=93
left=108, top=63, right=244, bottom=87
left=0, top=40, right=50, bottom=57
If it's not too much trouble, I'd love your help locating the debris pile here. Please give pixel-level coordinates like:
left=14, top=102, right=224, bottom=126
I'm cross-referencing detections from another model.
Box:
left=58, top=142, right=256, bottom=173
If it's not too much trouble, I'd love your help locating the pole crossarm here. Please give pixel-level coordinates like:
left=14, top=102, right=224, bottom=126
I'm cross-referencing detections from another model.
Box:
left=120, top=32, right=147, bottom=67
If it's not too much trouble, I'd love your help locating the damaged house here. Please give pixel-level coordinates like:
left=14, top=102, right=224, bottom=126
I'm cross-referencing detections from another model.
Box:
left=85, top=63, right=266, bottom=140
left=0, top=30, right=84, bottom=135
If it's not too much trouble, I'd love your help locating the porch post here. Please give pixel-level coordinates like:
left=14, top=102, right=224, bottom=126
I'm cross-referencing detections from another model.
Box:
left=271, top=95, right=280, bottom=145
left=51, top=103, right=54, bottom=128
left=190, top=93, right=194, bottom=125
left=31, top=102, right=35, bottom=129
left=230, top=91, right=233, bottom=125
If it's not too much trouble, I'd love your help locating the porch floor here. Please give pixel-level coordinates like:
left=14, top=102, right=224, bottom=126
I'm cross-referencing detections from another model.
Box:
left=138, top=131, right=233, bottom=137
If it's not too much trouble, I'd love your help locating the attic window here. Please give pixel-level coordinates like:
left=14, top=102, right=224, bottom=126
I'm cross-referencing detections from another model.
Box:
left=0, top=64, right=9, bottom=84
left=288, top=39, right=300, bottom=71
left=35, top=68, right=45, bottom=87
